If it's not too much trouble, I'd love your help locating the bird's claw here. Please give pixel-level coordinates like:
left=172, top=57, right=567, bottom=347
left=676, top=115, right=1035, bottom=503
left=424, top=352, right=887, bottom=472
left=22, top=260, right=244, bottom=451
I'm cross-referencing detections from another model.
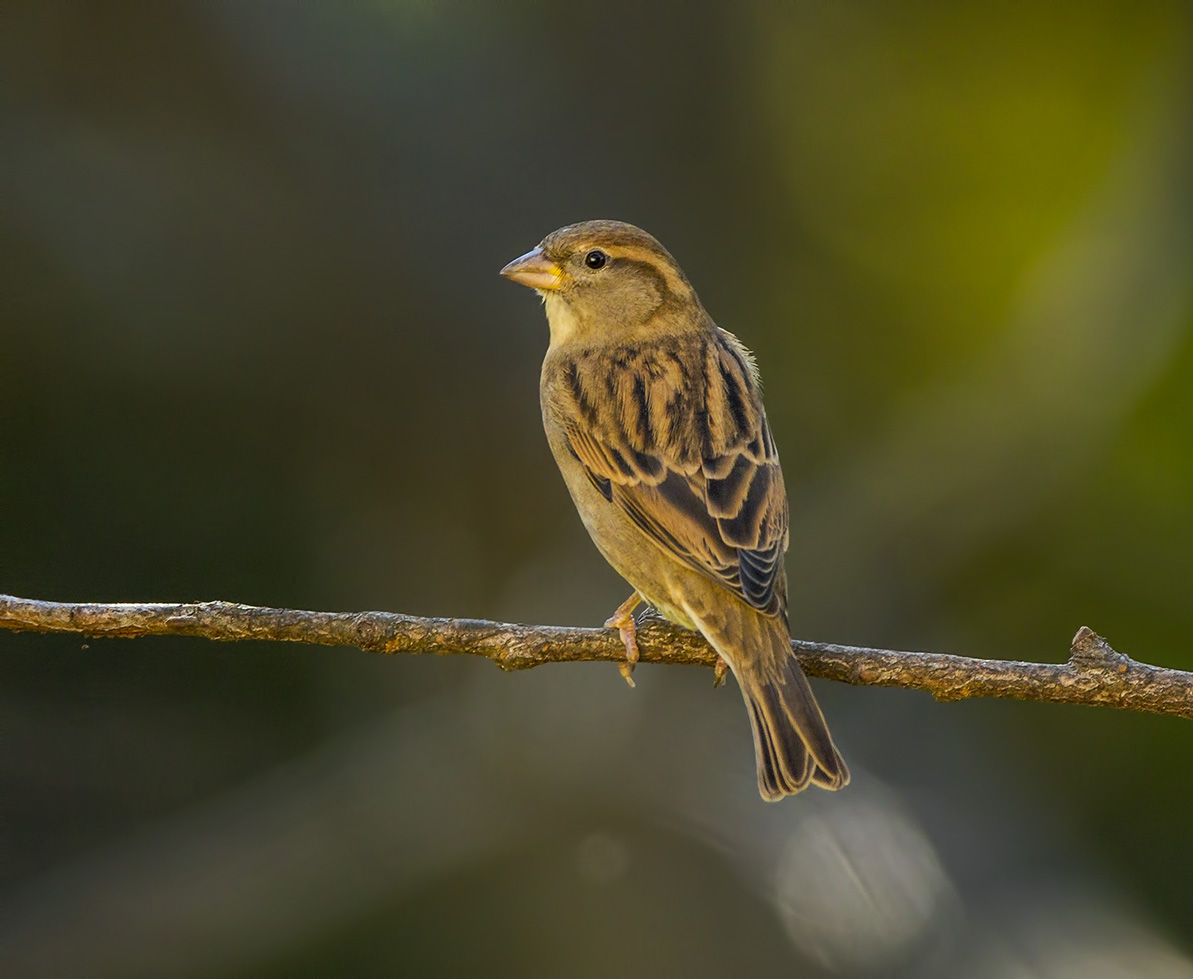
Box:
left=713, top=656, right=729, bottom=688
left=607, top=615, right=640, bottom=688
left=605, top=592, right=642, bottom=688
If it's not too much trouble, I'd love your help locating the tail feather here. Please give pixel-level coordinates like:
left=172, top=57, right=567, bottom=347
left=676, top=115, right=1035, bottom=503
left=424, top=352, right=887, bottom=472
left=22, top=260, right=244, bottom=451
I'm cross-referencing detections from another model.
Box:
left=689, top=599, right=849, bottom=800
left=747, top=698, right=790, bottom=800
left=748, top=694, right=816, bottom=799
left=751, top=658, right=849, bottom=794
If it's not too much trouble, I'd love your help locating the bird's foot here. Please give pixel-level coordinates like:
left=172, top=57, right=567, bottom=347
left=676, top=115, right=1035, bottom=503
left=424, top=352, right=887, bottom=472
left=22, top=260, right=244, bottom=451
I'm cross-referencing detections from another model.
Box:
left=604, top=591, right=642, bottom=688
left=712, top=656, right=729, bottom=688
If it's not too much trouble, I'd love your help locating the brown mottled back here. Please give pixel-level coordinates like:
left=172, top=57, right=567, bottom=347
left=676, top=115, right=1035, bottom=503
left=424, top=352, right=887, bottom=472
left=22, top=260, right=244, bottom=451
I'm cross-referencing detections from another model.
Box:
left=544, top=324, right=789, bottom=620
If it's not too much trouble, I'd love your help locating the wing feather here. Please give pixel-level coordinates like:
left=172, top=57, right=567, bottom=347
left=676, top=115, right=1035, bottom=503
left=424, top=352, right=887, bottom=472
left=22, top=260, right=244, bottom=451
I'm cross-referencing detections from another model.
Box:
left=558, top=329, right=789, bottom=616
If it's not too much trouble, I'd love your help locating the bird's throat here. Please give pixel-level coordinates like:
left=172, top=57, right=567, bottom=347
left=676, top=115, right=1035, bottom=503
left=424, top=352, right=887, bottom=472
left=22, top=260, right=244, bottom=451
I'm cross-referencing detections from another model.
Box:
left=542, top=292, right=584, bottom=351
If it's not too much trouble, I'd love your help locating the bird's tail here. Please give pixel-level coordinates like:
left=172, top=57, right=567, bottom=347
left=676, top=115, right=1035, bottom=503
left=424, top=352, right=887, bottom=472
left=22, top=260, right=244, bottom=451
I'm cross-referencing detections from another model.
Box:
left=692, top=601, right=848, bottom=800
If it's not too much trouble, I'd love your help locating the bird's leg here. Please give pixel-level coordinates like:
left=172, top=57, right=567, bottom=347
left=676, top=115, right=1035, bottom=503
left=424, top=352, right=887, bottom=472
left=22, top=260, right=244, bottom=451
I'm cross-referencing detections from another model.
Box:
left=713, top=657, right=730, bottom=688
left=604, top=591, right=642, bottom=688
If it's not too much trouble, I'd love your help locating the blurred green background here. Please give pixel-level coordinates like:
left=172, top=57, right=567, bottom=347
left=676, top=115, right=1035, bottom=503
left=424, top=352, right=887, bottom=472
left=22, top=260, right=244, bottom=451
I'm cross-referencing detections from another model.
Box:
left=4, top=2, right=1192, bottom=976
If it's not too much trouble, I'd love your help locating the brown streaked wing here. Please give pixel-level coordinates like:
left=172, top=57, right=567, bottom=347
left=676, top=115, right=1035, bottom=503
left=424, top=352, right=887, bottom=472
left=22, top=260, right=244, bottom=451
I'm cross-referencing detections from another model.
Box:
left=560, top=330, right=790, bottom=617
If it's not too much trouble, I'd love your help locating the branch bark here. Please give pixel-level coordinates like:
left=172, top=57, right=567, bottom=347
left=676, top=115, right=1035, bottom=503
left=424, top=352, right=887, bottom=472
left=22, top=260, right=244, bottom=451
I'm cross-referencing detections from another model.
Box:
left=2, top=594, right=1189, bottom=719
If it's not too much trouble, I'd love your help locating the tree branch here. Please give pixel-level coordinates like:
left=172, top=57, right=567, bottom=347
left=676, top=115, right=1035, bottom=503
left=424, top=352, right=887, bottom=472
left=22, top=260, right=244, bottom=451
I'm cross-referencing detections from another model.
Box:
left=2, top=594, right=1189, bottom=719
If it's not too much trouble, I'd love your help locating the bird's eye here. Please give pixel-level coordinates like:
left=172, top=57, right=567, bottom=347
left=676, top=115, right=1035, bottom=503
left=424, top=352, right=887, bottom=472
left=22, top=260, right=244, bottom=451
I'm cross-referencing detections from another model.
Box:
left=584, top=249, right=608, bottom=270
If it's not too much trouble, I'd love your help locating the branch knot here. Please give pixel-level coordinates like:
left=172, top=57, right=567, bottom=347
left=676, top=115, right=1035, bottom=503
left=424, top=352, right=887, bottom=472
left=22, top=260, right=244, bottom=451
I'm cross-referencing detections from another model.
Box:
left=1068, top=625, right=1131, bottom=673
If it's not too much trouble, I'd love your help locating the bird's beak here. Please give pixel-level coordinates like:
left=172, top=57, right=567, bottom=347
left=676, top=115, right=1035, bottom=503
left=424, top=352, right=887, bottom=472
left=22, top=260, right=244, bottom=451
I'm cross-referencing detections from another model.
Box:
left=500, top=247, right=565, bottom=291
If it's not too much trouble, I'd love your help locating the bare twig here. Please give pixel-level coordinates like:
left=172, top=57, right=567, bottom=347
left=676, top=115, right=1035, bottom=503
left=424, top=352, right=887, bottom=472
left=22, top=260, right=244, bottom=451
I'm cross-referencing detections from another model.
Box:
left=1, top=594, right=1189, bottom=719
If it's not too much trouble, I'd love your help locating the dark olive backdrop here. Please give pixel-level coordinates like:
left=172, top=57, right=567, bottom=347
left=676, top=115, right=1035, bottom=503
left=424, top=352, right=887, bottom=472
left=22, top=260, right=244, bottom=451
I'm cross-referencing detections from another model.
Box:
left=4, top=3, right=1192, bottom=976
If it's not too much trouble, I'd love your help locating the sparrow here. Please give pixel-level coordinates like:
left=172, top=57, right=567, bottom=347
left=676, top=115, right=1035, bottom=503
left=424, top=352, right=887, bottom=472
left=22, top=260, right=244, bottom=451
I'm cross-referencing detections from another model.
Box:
left=500, top=220, right=848, bottom=800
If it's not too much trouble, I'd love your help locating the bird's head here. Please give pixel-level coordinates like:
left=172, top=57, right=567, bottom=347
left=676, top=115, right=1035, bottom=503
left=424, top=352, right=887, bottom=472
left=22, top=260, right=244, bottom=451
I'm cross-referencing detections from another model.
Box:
left=500, top=220, right=699, bottom=348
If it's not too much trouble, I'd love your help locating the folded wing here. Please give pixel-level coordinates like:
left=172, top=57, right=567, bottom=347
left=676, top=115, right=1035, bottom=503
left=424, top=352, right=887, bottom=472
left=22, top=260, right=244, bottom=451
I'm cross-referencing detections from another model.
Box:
left=559, top=328, right=790, bottom=618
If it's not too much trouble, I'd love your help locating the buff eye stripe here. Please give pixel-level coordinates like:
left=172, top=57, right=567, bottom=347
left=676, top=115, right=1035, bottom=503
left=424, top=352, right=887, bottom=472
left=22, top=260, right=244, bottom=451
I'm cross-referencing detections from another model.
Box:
left=600, top=245, right=690, bottom=299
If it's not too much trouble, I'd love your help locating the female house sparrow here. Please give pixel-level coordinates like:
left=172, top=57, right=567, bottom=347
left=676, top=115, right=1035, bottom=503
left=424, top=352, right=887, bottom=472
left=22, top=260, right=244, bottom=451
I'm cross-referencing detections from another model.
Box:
left=501, top=220, right=848, bottom=800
